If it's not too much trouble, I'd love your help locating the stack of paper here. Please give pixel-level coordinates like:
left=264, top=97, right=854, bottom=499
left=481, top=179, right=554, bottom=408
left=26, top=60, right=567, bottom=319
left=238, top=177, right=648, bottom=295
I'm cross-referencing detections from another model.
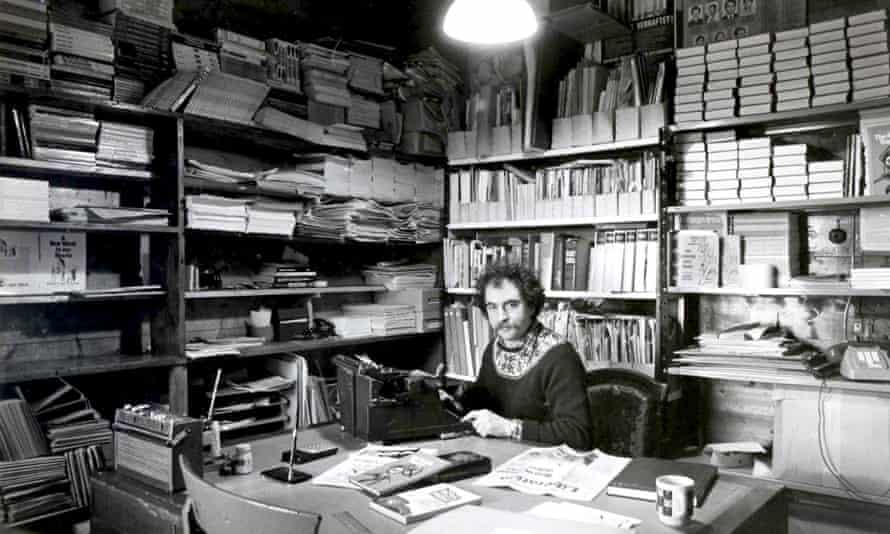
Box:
left=48, top=19, right=114, bottom=101
left=296, top=199, right=395, bottom=242
left=185, top=337, right=266, bottom=359
left=0, top=0, right=50, bottom=89
left=341, top=304, right=417, bottom=336
left=771, top=144, right=809, bottom=200
left=391, top=203, right=443, bottom=243
left=300, top=43, right=350, bottom=108
left=50, top=206, right=170, bottom=225
left=96, top=121, right=154, bottom=171
left=253, top=263, right=318, bottom=288
left=184, top=70, right=270, bottom=125
left=17, top=378, right=112, bottom=454
left=0, top=400, right=48, bottom=461
left=774, top=27, right=812, bottom=111
left=258, top=169, right=325, bottom=199
left=0, top=456, right=73, bottom=525
left=674, top=132, right=706, bottom=206
left=737, top=33, right=775, bottom=116
left=809, top=17, right=850, bottom=108
left=738, top=137, right=776, bottom=201
left=316, top=312, right=374, bottom=338
left=216, top=28, right=266, bottom=82
left=704, top=39, right=738, bottom=121
left=848, top=10, right=890, bottom=101
left=705, top=130, right=741, bottom=205
left=185, top=194, right=247, bottom=233
left=851, top=268, right=890, bottom=289
left=185, top=158, right=267, bottom=185
left=348, top=95, right=381, bottom=128
left=28, top=105, right=99, bottom=168
left=693, top=323, right=805, bottom=357
left=808, top=160, right=845, bottom=199
left=362, top=263, right=437, bottom=290
left=674, top=45, right=705, bottom=124
left=245, top=201, right=298, bottom=236
left=0, top=177, right=49, bottom=222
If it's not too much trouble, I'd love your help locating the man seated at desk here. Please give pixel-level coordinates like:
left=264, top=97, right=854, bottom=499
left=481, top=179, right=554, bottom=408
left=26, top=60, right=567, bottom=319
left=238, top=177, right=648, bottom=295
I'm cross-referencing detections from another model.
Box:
left=449, top=263, right=592, bottom=450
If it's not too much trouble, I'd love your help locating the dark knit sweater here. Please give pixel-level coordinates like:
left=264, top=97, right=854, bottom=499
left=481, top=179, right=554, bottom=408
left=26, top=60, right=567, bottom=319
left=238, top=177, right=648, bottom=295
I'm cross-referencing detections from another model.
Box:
left=461, top=326, right=592, bottom=451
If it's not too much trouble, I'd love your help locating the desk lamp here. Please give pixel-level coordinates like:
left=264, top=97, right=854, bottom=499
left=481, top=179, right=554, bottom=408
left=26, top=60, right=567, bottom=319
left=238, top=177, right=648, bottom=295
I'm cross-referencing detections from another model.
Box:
left=443, top=0, right=538, bottom=45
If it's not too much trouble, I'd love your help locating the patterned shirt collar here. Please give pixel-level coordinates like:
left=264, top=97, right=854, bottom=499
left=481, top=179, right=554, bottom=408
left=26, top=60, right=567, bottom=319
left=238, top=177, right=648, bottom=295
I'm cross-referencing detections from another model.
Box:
left=493, top=321, right=564, bottom=379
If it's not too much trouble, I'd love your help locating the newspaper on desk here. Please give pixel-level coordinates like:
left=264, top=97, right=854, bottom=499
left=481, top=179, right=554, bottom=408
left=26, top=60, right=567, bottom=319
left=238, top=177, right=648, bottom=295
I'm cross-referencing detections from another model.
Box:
left=474, top=445, right=630, bottom=502
left=312, top=444, right=438, bottom=489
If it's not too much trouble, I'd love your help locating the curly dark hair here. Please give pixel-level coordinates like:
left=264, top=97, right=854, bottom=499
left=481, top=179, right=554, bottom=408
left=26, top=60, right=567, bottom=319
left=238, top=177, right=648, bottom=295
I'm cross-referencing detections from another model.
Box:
left=473, top=262, right=546, bottom=319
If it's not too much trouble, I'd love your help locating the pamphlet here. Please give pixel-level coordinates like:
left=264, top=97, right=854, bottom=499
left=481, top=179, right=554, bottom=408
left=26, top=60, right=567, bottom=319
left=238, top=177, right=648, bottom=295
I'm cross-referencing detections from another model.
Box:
left=312, top=445, right=437, bottom=489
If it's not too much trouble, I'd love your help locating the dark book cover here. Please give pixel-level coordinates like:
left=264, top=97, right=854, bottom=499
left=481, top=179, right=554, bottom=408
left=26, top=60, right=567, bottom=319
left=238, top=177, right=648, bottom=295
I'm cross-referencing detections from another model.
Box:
left=574, top=237, right=592, bottom=291
left=552, top=235, right=565, bottom=291
left=606, top=457, right=717, bottom=507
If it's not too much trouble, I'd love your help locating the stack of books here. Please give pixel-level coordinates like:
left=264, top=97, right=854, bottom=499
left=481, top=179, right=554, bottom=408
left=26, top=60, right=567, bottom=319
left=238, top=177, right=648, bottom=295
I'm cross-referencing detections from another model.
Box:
left=98, top=0, right=175, bottom=29
left=348, top=95, right=381, bottom=129
left=17, top=379, right=112, bottom=455
left=674, top=45, right=705, bottom=124
left=301, top=43, right=350, bottom=109
left=28, top=105, right=99, bottom=168
left=348, top=54, right=384, bottom=96
left=216, top=28, right=266, bottom=83
left=185, top=194, right=247, bottom=233
left=0, top=456, right=73, bottom=526
left=737, top=33, right=774, bottom=116
left=808, top=160, right=846, bottom=199
left=96, top=121, right=153, bottom=171
left=704, top=40, right=738, bottom=121
left=0, top=177, right=49, bottom=222
left=105, top=10, right=173, bottom=88
left=140, top=70, right=206, bottom=112
left=774, top=27, right=812, bottom=112
left=393, top=203, right=443, bottom=244
left=772, top=144, right=809, bottom=200
left=675, top=132, right=706, bottom=206
left=849, top=9, right=890, bottom=102
left=850, top=267, right=890, bottom=289
left=266, top=38, right=300, bottom=94
left=444, top=303, right=487, bottom=377
left=738, top=137, right=774, bottom=201
left=0, top=400, right=48, bottom=461
left=171, top=34, right=220, bottom=73
left=63, top=445, right=105, bottom=509
left=341, top=304, right=417, bottom=336
left=48, top=16, right=115, bottom=101
left=705, top=130, right=740, bottom=205
left=362, top=263, right=437, bottom=290
left=734, top=212, right=802, bottom=284
left=0, top=0, right=49, bottom=90
left=253, top=263, right=319, bottom=288
left=245, top=201, right=298, bottom=236
left=184, top=70, right=270, bottom=125
left=257, top=168, right=326, bottom=199
left=809, top=17, right=850, bottom=108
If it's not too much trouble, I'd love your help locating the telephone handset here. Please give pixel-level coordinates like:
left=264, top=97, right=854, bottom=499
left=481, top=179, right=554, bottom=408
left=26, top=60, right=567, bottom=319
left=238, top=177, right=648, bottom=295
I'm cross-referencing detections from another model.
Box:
left=806, top=342, right=890, bottom=381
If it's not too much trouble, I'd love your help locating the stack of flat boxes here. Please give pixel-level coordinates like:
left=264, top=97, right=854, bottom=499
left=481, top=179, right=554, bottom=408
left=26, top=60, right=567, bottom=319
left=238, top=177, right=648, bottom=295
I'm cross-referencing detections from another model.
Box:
left=808, top=160, right=846, bottom=199
left=848, top=9, right=890, bottom=102
left=705, top=40, right=738, bottom=121
left=772, top=144, right=809, bottom=200
left=738, top=137, right=774, bottom=202
left=675, top=45, right=706, bottom=124
left=706, top=130, right=740, bottom=205
left=675, top=132, right=707, bottom=206
left=809, top=17, right=851, bottom=108
left=774, top=27, right=812, bottom=111
left=737, top=33, right=774, bottom=116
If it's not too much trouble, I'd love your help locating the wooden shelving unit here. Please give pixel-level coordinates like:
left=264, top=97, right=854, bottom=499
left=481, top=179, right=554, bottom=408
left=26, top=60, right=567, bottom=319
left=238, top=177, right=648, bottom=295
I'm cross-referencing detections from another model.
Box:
left=0, top=354, right=187, bottom=384
left=0, top=289, right=166, bottom=306
left=0, top=219, right=178, bottom=234
left=446, top=288, right=656, bottom=300
left=0, top=157, right=155, bottom=182
left=185, top=286, right=388, bottom=300
left=667, top=195, right=890, bottom=214
left=447, top=137, right=660, bottom=166
left=667, top=366, right=890, bottom=395
left=447, top=214, right=658, bottom=230
left=237, top=331, right=442, bottom=359
left=666, top=287, right=890, bottom=298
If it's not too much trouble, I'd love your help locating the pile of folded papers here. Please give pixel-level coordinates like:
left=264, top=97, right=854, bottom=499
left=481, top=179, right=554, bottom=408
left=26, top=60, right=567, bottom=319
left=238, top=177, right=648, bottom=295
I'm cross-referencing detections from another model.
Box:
left=362, top=262, right=437, bottom=290
left=185, top=195, right=247, bottom=233
left=340, top=304, right=417, bottom=336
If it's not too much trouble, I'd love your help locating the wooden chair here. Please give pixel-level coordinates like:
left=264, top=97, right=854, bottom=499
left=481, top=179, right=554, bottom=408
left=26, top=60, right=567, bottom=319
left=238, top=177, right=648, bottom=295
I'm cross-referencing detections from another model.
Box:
left=585, top=368, right=667, bottom=457
left=179, top=455, right=322, bottom=534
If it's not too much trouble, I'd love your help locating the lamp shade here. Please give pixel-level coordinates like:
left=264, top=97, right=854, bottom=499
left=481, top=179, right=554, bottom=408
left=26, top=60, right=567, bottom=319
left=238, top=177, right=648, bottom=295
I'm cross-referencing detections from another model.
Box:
left=443, top=0, right=538, bottom=45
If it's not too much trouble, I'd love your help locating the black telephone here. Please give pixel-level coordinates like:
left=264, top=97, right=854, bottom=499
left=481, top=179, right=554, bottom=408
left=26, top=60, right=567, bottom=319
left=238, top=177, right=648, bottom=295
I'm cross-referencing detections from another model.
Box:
left=803, top=345, right=845, bottom=378
left=805, top=342, right=890, bottom=380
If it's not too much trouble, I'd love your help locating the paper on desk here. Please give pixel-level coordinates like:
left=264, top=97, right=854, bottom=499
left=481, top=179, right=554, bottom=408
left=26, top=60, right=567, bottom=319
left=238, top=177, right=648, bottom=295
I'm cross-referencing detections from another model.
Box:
left=474, top=446, right=630, bottom=502
left=703, top=442, right=767, bottom=454
left=312, top=444, right=437, bottom=489
left=525, top=502, right=641, bottom=530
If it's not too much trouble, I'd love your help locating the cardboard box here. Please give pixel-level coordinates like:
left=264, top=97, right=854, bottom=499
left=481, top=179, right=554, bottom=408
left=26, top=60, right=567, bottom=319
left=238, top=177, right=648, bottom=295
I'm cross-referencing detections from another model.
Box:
left=614, top=107, right=641, bottom=141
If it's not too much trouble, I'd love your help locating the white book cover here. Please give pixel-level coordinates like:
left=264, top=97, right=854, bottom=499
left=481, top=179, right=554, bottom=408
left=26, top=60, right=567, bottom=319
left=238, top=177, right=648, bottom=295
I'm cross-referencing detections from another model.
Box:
left=677, top=73, right=707, bottom=87
left=708, top=40, right=739, bottom=52
left=775, top=28, right=810, bottom=41
left=739, top=84, right=772, bottom=97
left=708, top=159, right=740, bottom=171
left=776, top=67, right=812, bottom=82
left=808, top=192, right=843, bottom=199
left=811, top=50, right=848, bottom=65
left=739, top=54, right=772, bottom=68
left=706, top=98, right=736, bottom=111
left=678, top=63, right=707, bottom=76
left=707, top=140, right=738, bottom=152
left=740, top=102, right=772, bottom=114
left=855, top=63, right=890, bottom=79
left=810, top=29, right=847, bottom=44
left=811, top=39, right=849, bottom=56
left=776, top=77, right=812, bottom=91
left=773, top=175, right=809, bottom=185
left=739, top=157, right=772, bottom=169
left=773, top=144, right=808, bottom=156
left=709, top=68, right=740, bottom=81
left=675, top=111, right=704, bottom=123
left=705, top=130, right=737, bottom=143
left=849, top=31, right=888, bottom=48
left=808, top=171, right=844, bottom=184
left=738, top=33, right=773, bottom=48
left=704, top=109, right=733, bottom=121
left=738, top=138, right=772, bottom=150
left=738, top=63, right=771, bottom=77
left=777, top=87, right=813, bottom=101
left=679, top=150, right=707, bottom=162
left=852, top=52, right=890, bottom=69
left=706, top=49, right=737, bottom=63
left=677, top=180, right=707, bottom=191
left=854, top=85, right=890, bottom=101
left=849, top=9, right=887, bottom=26
left=808, top=161, right=844, bottom=173
left=678, top=189, right=706, bottom=200
left=676, top=92, right=704, bottom=105
left=809, top=181, right=844, bottom=193
left=703, top=88, right=736, bottom=101
left=810, top=17, right=847, bottom=35
left=740, top=93, right=773, bottom=106
left=705, top=79, right=737, bottom=91
left=678, top=171, right=708, bottom=182
left=676, top=45, right=706, bottom=58
left=369, top=483, right=482, bottom=524
left=741, top=73, right=776, bottom=86
left=848, top=21, right=887, bottom=38
left=773, top=38, right=808, bottom=52
left=738, top=147, right=772, bottom=159
left=708, top=58, right=739, bottom=72
left=812, top=60, right=849, bottom=76
left=707, top=173, right=739, bottom=185
left=773, top=165, right=809, bottom=176
left=851, top=42, right=890, bottom=58
left=738, top=44, right=771, bottom=58
left=739, top=187, right=772, bottom=197
left=775, top=47, right=810, bottom=62
left=814, top=80, right=851, bottom=95
left=739, top=177, right=773, bottom=188
left=677, top=54, right=706, bottom=68
left=676, top=101, right=705, bottom=113
left=678, top=161, right=707, bottom=172
left=739, top=168, right=772, bottom=179
left=773, top=154, right=808, bottom=166
left=812, top=92, right=849, bottom=107
left=708, top=150, right=739, bottom=162
left=676, top=83, right=705, bottom=96
left=774, top=57, right=809, bottom=72
left=708, top=187, right=740, bottom=199
left=854, top=75, right=889, bottom=90
left=773, top=184, right=807, bottom=195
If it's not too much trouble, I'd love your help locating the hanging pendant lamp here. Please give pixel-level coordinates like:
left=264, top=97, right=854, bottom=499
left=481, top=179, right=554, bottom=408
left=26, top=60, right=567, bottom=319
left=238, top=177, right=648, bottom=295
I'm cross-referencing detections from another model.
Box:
left=443, top=0, right=538, bottom=45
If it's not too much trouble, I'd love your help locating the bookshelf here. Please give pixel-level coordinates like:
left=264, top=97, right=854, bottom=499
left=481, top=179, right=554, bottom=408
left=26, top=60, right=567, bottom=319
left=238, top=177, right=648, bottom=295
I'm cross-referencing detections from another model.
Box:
left=0, top=354, right=187, bottom=385
left=447, top=137, right=661, bottom=166
left=446, top=288, right=657, bottom=300
left=447, top=214, right=658, bottom=230
left=184, top=286, right=388, bottom=300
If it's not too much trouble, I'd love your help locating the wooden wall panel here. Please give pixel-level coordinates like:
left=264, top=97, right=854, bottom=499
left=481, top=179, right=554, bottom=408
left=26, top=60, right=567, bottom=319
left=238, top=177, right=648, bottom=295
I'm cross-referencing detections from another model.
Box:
left=703, top=380, right=775, bottom=445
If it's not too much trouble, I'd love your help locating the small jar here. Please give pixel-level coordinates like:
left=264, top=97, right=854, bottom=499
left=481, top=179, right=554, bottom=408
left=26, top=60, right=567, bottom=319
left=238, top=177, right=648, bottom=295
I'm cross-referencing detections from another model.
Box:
left=232, top=444, right=253, bottom=475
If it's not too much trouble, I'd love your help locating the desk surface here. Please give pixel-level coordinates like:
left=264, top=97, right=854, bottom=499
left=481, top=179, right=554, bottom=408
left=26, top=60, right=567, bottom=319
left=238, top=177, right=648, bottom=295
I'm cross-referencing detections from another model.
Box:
left=205, top=426, right=786, bottom=534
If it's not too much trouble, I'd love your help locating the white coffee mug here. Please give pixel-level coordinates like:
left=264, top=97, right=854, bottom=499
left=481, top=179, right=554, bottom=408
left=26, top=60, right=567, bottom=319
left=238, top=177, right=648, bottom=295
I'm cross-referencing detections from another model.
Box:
left=655, top=475, right=695, bottom=527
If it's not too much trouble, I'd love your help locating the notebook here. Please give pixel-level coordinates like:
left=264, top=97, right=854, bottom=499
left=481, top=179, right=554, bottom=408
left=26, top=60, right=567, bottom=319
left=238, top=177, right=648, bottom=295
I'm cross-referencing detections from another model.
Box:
left=606, top=457, right=718, bottom=506
left=369, top=483, right=481, bottom=524
left=349, top=452, right=452, bottom=497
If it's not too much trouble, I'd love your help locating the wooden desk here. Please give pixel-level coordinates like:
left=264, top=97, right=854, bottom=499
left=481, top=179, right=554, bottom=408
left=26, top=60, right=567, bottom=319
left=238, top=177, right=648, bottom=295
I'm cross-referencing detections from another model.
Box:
left=204, top=425, right=787, bottom=534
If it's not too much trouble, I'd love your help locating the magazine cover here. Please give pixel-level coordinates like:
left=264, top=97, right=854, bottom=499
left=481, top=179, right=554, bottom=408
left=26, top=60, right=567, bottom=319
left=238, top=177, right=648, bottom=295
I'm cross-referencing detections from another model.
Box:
left=369, top=483, right=481, bottom=524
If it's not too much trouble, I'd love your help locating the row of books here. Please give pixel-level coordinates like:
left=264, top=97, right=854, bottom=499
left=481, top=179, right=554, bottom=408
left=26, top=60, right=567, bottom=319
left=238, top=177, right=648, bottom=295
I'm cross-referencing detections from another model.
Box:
left=443, top=303, right=489, bottom=378
left=674, top=9, right=890, bottom=122
left=444, top=230, right=658, bottom=294
left=296, top=199, right=442, bottom=244
left=449, top=156, right=659, bottom=224
left=539, top=309, right=657, bottom=370
left=17, top=379, right=113, bottom=455
left=675, top=129, right=853, bottom=205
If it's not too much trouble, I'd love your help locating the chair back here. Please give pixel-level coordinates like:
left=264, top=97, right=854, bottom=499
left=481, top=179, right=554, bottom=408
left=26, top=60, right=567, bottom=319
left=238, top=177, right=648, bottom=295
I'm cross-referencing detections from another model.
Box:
left=179, top=455, right=321, bottom=534
left=586, top=368, right=666, bottom=457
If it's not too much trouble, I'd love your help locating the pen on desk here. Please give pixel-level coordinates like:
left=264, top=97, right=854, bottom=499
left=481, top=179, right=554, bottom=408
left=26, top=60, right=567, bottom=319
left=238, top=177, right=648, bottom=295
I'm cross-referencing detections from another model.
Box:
left=286, top=426, right=299, bottom=482
left=207, top=368, right=222, bottom=421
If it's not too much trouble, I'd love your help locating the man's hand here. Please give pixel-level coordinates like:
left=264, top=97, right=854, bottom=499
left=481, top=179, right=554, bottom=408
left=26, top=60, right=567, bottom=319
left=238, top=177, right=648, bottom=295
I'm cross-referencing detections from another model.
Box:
left=461, top=409, right=515, bottom=438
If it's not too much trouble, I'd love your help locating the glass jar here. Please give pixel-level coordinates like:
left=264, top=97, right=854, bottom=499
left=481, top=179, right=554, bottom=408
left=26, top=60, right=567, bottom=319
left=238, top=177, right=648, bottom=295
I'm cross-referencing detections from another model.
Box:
left=233, top=444, right=253, bottom=475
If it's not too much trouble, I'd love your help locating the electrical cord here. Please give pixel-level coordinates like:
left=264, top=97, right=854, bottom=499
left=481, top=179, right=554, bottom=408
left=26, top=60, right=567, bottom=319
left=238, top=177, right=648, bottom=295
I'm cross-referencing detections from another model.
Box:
left=816, top=379, right=890, bottom=502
